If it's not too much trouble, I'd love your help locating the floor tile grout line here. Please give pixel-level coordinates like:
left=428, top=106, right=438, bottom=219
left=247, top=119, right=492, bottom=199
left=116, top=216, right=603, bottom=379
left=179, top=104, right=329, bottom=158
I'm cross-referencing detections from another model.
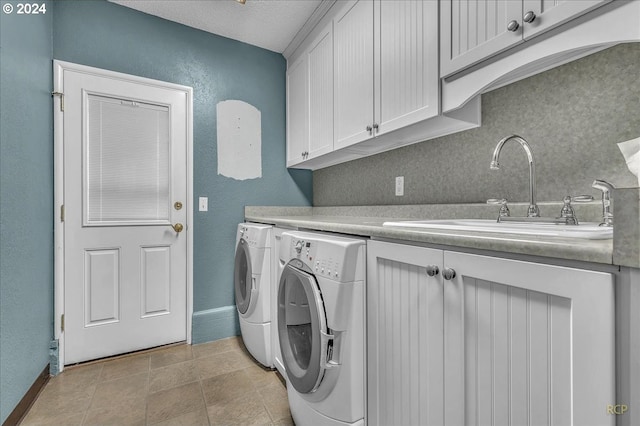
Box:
left=80, top=363, right=102, bottom=426
left=198, top=374, right=212, bottom=426
left=145, top=355, right=151, bottom=426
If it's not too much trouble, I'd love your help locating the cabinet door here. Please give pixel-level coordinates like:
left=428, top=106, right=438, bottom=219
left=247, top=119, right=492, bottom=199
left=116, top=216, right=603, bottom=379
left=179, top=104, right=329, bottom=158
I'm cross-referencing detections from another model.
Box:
left=376, top=0, right=439, bottom=135
left=522, top=0, right=611, bottom=39
left=307, top=24, right=334, bottom=160
left=286, top=55, right=308, bottom=167
left=443, top=251, right=615, bottom=426
left=333, top=0, right=375, bottom=150
left=367, top=241, right=444, bottom=426
left=441, top=0, right=523, bottom=77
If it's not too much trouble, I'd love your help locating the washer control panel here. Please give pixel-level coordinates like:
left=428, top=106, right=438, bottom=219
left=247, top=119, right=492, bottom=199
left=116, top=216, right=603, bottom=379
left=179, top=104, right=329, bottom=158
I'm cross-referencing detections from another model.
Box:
left=291, top=238, right=342, bottom=280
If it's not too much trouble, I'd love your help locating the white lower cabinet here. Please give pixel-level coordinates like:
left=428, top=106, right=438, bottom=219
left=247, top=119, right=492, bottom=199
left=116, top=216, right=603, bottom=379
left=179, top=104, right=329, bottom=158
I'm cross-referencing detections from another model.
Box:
left=367, top=240, right=615, bottom=426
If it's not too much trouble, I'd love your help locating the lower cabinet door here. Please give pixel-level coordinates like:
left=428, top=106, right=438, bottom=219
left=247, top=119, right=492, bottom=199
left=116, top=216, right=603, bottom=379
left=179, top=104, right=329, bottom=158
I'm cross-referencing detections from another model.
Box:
left=444, top=251, right=615, bottom=426
left=367, top=240, right=445, bottom=426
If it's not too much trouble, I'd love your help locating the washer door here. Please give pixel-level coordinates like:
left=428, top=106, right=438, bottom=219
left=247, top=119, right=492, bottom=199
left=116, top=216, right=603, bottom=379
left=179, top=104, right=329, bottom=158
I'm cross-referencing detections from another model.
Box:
left=234, top=239, right=252, bottom=315
left=278, top=261, right=330, bottom=394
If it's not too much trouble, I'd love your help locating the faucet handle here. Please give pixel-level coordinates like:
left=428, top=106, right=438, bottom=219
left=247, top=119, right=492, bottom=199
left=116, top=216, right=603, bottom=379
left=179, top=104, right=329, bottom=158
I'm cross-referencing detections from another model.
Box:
left=571, top=195, right=595, bottom=203
left=559, top=195, right=594, bottom=225
left=560, top=196, right=578, bottom=225
left=487, top=198, right=510, bottom=218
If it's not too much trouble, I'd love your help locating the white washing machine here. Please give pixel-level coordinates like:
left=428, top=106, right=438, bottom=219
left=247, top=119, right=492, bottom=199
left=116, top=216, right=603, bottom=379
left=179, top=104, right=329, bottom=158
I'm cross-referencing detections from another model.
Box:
left=234, top=223, right=273, bottom=368
left=277, top=231, right=366, bottom=426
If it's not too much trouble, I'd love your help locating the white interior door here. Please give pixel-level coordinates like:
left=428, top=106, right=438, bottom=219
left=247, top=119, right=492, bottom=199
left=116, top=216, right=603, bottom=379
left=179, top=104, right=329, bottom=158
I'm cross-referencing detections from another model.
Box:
left=55, top=62, right=191, bottom=364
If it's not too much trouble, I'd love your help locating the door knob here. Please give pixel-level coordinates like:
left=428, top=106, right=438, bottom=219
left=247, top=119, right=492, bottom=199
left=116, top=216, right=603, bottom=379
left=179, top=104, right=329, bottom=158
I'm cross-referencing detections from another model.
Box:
left=426, top=265, right=439, bottom=277
left=170, top=223, right=184, bottom=233
left=523, top=11, right=536, bottom=23
left=442, top=268, right=456, bottom=280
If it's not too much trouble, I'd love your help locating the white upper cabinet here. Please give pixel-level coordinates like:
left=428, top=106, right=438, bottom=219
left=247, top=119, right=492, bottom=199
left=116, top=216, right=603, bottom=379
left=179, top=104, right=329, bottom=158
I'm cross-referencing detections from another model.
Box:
left=441, top=0, right=611, bottom=77
left=334, top=0, right=440, bottom=150
left=334, top=0, right=375, bottom=150
left=441, top=0, right=639, bottom=112
left=286, top=55, right=308, bottom=167
left=286, top=26, right=335, bottom=167
left=308, top=24, right=335, bottom=161
left=286, top=0, right=481, bottom=170
left=376, top=0, right=440, bottom=136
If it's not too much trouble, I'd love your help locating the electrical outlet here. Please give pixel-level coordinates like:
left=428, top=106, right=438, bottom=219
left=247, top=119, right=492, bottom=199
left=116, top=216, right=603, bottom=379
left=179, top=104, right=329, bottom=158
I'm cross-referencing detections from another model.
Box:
left=199, top=197, right=208, bottom=212
left=395, top=176, right=404, bottom=196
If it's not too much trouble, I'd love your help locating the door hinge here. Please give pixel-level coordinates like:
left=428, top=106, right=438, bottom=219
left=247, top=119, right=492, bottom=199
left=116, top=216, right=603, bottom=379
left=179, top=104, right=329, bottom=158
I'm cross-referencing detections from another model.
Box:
left=60, top=314, right=65, bottom=332
left=52, top=91, right=64, bottom=112
left=60, top=205, right=65, bottom=222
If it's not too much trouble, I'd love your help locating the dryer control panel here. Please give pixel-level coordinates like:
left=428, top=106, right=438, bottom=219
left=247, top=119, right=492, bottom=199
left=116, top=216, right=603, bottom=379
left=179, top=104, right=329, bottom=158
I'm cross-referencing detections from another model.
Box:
left=237, top=223, right=271, bottom=248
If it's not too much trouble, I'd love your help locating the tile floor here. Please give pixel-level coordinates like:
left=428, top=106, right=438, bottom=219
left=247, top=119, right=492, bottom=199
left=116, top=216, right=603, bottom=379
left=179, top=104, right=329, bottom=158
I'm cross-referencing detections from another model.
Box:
left=20, top=337, right=294, bottom=425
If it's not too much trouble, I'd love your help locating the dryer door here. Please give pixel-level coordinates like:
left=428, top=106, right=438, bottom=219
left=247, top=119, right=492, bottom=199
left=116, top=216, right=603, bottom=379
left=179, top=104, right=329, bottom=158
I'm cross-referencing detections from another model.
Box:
left=278, top=261, right=331, bottom=394
left=234, top=239, right=253, bottom=314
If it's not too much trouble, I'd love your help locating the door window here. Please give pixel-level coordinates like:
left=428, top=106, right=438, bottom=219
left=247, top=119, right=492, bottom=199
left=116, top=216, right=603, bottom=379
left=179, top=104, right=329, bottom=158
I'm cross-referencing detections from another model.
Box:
left=85, top=94, right=171, bottom=225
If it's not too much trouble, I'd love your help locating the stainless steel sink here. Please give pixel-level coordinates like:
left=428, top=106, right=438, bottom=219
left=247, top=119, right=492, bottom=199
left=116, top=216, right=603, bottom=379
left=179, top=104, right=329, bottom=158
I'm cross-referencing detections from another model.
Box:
left=382, top=219, right=613, bottom=239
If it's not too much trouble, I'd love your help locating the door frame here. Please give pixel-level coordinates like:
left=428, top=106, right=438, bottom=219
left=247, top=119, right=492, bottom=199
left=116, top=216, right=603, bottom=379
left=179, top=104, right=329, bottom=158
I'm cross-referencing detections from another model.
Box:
left=53, top=60, right=194, bottom=372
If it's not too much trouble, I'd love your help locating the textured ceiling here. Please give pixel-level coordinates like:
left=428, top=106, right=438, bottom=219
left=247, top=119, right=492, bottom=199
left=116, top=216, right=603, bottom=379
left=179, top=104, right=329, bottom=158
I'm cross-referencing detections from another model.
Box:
left=109, top=0, right=323, bottom=54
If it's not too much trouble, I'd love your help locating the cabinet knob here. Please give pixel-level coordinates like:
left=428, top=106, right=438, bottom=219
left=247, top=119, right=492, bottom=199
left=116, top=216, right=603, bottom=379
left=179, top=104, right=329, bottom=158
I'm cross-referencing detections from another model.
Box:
left=442, top=268, right=456, bottom=280
left=426, top=265, right=439, bottom=277
left=507, top=20, right=520, bottom=32
left=366, top=125, right=373, bottom=134
left=373, top=123, right=379, bottom=132
left=523, top=11, right=536, bottom=23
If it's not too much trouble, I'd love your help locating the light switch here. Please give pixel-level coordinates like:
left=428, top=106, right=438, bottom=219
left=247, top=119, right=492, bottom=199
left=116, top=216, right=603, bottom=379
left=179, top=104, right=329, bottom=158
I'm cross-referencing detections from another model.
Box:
left=199, top=197, right=208, bottom=212
left=395, top=176, right=404, bottom=196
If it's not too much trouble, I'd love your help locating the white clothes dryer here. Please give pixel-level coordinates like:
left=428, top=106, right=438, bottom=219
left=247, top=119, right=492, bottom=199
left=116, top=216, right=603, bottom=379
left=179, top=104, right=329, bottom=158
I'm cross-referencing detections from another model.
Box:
left=234, top=223, right=273, bottom=368
left=277, top=231, right=366, bottom=426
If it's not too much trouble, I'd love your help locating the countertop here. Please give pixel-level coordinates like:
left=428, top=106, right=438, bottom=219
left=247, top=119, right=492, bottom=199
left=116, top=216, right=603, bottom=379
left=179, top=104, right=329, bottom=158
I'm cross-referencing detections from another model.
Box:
left=244, top=203, right=624, bottom=267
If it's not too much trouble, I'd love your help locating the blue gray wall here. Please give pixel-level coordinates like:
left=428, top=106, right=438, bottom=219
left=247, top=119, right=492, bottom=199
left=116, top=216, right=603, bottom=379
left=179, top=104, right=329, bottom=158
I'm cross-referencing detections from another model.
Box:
left=0, top=1, right=54, bottom=423
left=1, top=0, right=311, bottom=420
left=52, top=0, right=312, bottom=343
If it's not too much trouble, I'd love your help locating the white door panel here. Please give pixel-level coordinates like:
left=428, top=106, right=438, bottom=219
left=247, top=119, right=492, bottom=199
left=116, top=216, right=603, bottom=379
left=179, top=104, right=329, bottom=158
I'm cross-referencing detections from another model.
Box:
left=334, top=0, right=375, bottom=150
left=60, top=65, right=189, bottom=364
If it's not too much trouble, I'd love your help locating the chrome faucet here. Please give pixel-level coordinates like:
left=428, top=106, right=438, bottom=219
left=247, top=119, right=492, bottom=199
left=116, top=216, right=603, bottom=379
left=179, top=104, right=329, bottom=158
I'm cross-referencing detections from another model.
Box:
left=592, top=179, right=614, bottom=227
left=490, top=135, right=540, bottom=217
